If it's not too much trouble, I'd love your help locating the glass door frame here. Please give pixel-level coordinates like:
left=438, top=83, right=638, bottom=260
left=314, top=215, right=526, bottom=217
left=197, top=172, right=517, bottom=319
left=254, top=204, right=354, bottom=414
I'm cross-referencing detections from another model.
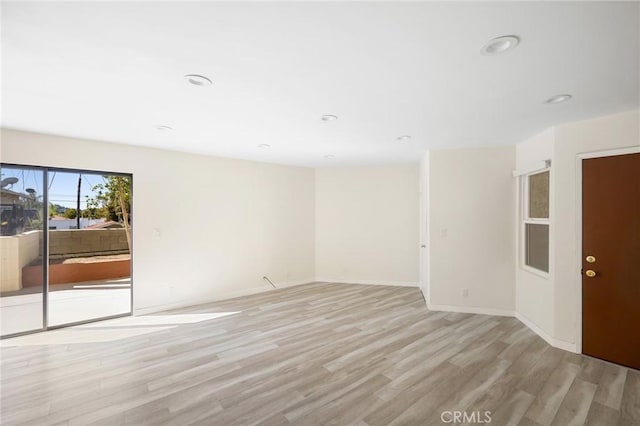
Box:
left=0, top=163, right=133, bottom=338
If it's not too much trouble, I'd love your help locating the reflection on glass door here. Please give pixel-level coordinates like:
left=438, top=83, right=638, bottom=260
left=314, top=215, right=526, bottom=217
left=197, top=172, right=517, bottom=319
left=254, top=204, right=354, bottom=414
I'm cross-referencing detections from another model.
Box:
left=0, top=166, right=45, bottom=336
left=47, top=171, right=132, bottom=327
left=0, top=165, right=132, bottom=337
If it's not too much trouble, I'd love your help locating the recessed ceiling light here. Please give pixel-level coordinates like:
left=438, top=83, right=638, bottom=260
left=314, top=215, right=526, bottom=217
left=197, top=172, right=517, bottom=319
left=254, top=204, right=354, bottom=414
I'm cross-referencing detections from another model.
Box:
left=544, top=94, right=572, bottom=104
left=321, top=115, right=338, bottom=122
left=324, top=154, right=335, bottom=159
left=184, top=74, right=212, bottom=86
left=481, top=35, right=520, bottom=56
left=397, top=135, right=412, bottom=141
left=257, top=144, right=271, bottom=148
left=156, top=125, right=173, bottom=131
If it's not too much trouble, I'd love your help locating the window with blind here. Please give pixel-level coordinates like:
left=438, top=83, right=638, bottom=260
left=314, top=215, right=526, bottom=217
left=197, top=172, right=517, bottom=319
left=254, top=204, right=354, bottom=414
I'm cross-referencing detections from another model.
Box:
left=523, top=170, right=550, bottom=273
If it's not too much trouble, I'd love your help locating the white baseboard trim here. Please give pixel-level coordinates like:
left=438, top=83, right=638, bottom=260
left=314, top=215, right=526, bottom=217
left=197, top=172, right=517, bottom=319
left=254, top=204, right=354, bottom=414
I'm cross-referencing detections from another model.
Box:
left=275, top=279, right=316, bottom=288
left=514, top=312, right=554, bottom=346
left=134, top=280, right=579, bottom=354
left=554, top=340, right=578, bottom=353
left=515, top=312, right=578, bottom=353
left=134, top=279, right=313, bottom=315
left=419, top=286, right=428, bottom=304
left=315, top=278, right=419, bottom=288
left=427, top=303, right=515, bottom=317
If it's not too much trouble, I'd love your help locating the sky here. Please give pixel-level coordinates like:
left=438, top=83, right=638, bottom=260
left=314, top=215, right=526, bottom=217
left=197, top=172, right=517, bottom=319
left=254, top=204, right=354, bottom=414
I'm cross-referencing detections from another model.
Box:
left=1, top=167, right=109, bottom=209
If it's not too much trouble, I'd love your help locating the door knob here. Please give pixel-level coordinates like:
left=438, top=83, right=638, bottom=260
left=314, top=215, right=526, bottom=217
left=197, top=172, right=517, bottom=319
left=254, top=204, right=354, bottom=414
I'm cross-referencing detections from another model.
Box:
left=586, top=255, right=596, bottom=263
left=585, top=269, right=597, bottom=278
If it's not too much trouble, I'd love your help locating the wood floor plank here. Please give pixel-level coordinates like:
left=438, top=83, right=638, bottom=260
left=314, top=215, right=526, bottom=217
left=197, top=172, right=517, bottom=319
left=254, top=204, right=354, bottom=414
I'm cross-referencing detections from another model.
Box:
left=517, top=345, right=566, bottom=396
left=364, top=361, right=460, bottom=426
left=486, top=389, right=536, bottom=426
left=593, top=362, right=628, bottom=410
left=619, top=368, right=640, bottom=425
left=524, top=361, right=581, bottom=425
left=585, top=401, right=621, bottom=426
left=551, top=378, right=598, bottom=426
left=1, top=282, right=638, bottom=425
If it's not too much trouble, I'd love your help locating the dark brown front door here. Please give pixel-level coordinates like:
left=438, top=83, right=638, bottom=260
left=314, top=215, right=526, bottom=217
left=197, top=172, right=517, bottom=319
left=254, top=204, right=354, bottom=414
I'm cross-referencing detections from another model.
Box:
left=582, top=152, right=640, bottom=369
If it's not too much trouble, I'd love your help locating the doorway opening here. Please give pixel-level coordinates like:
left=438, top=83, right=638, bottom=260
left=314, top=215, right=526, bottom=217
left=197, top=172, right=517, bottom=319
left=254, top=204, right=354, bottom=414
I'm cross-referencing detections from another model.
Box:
left=0, top=164, right=133, bottom=338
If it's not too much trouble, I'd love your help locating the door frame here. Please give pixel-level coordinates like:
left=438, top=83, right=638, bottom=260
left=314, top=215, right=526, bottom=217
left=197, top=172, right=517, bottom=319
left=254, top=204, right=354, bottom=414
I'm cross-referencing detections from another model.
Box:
left=0, top=163, right=134, bottom=339
left=419, top=151, right=430, bottom=302
left=575, top=146, right=640, bottom=354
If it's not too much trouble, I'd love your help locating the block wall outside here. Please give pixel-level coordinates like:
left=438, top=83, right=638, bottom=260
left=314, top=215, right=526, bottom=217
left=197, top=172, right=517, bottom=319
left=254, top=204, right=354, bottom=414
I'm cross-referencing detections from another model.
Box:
left=1, top=229, right=129, bottom=292
left=0, top=231, right=40, bottom=292
left=46, top=229, right=129, bottom=257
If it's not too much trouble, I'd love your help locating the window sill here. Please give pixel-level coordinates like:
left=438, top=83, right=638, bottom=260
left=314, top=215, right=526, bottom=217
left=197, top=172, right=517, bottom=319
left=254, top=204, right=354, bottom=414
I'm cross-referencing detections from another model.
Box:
left=520, top=265, right=550, bottom=280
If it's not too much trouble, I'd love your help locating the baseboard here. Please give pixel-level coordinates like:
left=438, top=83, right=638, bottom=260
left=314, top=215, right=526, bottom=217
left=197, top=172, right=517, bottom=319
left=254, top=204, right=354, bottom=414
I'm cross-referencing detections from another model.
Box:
left=515, top=312, right=578, bottom=353
left=553, top=339, right=578, bottom=353
left=419, top=286, right=428, bottom=304
left=315, top=278, right=419, bottom=288
left=134, top=279, right=313, bottom=315
left=138, top=279, right=418, bottom=315
left=428, top=304, right=578, bottom=352
left=427, top=303, right=515, bottom=317
left=514, top=312, right=554, bottom=346
left=271, top=278, right=316, bottom=289
left=134, top=280, right=579, bottom=354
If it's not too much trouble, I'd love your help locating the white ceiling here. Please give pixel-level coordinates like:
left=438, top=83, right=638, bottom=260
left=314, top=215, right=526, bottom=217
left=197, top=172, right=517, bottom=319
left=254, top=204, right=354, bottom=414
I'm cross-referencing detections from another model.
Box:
left=2, top=1, right=638, bottom=167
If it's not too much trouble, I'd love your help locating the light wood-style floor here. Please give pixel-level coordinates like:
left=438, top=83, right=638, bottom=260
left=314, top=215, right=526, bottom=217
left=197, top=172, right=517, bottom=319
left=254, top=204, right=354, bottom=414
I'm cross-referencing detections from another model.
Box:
left=1, top=283, right=638, bottom=425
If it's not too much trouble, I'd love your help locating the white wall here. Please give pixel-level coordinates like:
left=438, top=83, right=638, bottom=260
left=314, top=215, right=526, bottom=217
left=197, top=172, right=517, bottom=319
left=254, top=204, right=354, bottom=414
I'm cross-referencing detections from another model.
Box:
left=515, top=128, right=555, bottom=340
left=511, top=110, right=639, bottom=352
left=553, top=110, right=640, bottom=347
left=0, top=129, right=316, bottom=314
left=5, top=111, right=635, bottom=347
left=428, top=146, right=516, bottom=314
left=422, top=111, right=639, bottom=352
left=315, top=165, right=419, bottom=286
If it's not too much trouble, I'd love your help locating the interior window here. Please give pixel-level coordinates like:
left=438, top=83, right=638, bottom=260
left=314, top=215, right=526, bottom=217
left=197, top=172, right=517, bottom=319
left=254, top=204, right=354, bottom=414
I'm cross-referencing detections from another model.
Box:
left=523, top=170, right=550, bottom=273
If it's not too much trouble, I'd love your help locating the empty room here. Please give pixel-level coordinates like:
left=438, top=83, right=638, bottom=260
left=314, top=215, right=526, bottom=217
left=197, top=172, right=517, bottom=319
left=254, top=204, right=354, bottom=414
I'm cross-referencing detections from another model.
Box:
left=0, top=1, right=639, bottom=425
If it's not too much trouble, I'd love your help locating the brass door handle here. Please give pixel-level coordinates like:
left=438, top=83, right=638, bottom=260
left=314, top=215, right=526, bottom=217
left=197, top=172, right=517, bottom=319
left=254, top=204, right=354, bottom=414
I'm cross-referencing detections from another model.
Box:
left=585, top=269, right=597, bottom=278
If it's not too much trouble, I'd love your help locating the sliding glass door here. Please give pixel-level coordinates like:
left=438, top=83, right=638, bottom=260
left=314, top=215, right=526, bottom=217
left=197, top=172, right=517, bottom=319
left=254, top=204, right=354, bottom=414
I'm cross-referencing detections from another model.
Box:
left=0, top=166, right=46, bottom=335
left=0, top=164, right=132, bottom=337
left=47, top=170, right=132, bottom=327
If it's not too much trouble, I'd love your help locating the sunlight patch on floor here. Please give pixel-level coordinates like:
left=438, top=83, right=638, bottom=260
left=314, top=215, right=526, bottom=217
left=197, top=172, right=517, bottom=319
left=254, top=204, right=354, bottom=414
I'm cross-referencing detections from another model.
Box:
left=78, top=312, right=240, bottom=327
left=0, top=312, right=239, bottom=346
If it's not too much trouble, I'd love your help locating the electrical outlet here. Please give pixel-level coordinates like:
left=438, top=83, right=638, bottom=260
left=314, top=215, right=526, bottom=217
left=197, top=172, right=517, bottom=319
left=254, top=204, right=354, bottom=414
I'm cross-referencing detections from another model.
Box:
left=462, top=288, right=469, bottom=297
